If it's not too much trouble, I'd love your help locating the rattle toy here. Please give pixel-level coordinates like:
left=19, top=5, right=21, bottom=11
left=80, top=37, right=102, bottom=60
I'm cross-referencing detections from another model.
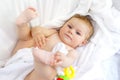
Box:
left=57, top=66, right=75, bottom=80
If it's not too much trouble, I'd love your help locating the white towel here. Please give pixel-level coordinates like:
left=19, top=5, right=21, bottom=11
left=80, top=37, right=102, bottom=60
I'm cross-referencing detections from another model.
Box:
left=0, top=48, right=34, bottom=80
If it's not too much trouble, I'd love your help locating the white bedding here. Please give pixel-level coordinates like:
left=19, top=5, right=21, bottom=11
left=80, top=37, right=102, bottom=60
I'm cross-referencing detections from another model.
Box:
left=0, top=0, right=120, bottom=80
left=0, top=48, right=34, bottom=80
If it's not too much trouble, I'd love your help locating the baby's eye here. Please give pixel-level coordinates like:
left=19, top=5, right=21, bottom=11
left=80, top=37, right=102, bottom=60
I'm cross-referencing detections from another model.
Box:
left=68, top=25, right=72, bottom=29
left=76, top=31, right=81, bottom=35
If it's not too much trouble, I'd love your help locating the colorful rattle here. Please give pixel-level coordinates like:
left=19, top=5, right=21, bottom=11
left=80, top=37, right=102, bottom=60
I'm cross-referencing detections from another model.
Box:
left=57, top=66, right=75, bottom=80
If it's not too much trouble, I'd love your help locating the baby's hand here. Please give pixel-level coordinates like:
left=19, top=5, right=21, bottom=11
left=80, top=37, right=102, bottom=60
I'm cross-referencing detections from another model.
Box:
left=54, top=52, right=66, bottom=67
left=33, top=32, right=46, bottom=48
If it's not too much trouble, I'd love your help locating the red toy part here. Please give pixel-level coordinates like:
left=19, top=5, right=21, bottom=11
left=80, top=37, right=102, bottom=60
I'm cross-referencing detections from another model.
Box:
left=57, top=78, right=64, bottom=80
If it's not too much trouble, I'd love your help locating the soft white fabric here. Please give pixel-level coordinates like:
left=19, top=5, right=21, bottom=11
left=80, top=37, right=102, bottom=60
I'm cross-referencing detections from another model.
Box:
left=52, top=42, right=68, bottom=55
left=113, top=0, right=120, bottom=10
left=101, top=53, right=120, bottom=80
left=0, top=0, right=120, bottom=80
left=0, top=48, right=34, bottom=80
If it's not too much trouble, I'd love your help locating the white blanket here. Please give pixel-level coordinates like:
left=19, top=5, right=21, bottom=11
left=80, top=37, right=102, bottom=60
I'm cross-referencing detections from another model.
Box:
left=0, top=48, right=34, bottom=80
left=0, top=0, right=120, bottom=80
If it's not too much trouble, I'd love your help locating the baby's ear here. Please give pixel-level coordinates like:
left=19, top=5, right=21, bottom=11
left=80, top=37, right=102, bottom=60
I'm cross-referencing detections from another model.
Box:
left=82, top=40, right=88, bottom=45
left=77, top=40, right=88, bottom=47
left=79, top=40, right=88, bottom=46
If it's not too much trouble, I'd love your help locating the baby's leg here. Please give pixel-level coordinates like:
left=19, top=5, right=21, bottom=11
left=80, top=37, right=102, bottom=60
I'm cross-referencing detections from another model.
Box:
left=16, top=7, right=38, bottom=40
left=27, top=48, right=57, bottom=80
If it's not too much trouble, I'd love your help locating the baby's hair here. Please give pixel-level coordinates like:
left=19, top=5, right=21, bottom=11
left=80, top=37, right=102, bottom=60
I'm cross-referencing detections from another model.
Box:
left=68, top=14, right=94, bottom=40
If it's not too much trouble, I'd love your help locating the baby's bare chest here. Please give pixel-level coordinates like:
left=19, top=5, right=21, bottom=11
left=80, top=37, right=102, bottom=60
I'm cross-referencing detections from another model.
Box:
left=42, top=34, right=61, bottom=51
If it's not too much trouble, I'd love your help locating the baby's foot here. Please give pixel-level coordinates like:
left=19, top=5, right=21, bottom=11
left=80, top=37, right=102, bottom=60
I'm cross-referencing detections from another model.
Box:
left=32, top=47, right=55, bottom=65
left=16, top=7, right=38, bottom=26
left=32, top=47, right=57, bottom=80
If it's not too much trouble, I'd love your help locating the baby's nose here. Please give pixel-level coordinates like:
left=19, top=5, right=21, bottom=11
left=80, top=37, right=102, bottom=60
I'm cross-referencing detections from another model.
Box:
left=69, top=29, right=75, bottom=34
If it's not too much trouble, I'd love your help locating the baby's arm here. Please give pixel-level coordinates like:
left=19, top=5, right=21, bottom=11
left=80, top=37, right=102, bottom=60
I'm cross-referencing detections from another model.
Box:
left=32, top=26, right=57, bottom=37
left=31, top=26, right=57, bottom=47
left=55, top=49, right=78, bottom=67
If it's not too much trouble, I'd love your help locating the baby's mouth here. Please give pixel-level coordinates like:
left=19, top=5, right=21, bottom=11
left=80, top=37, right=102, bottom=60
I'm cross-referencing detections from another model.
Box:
left=65, top=34, right=72, bottom=41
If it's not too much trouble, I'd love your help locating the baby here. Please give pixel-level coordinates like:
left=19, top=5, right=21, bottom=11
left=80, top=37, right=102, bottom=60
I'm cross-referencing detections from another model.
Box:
left=13, top=7, right=94, bottom=80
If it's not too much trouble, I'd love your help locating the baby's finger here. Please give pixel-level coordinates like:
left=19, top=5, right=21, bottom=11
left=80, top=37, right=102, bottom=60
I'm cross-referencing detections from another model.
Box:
left=38, top=38, right=42, bottom=48
left=50, top=60, right=55, bottom=66
left=41, top=35, right=46, bottom=46
left=55, top=55, right=62, bottom=60
left=34, top=37, right=39, bottom=47
left=55, top=61, right=63, bottom=66
left=35, top=36, right=42, bottom=48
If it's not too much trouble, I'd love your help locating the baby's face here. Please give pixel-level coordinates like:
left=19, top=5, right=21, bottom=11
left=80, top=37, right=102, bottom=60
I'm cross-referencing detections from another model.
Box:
left=59, top=17, right=90, bottom=48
